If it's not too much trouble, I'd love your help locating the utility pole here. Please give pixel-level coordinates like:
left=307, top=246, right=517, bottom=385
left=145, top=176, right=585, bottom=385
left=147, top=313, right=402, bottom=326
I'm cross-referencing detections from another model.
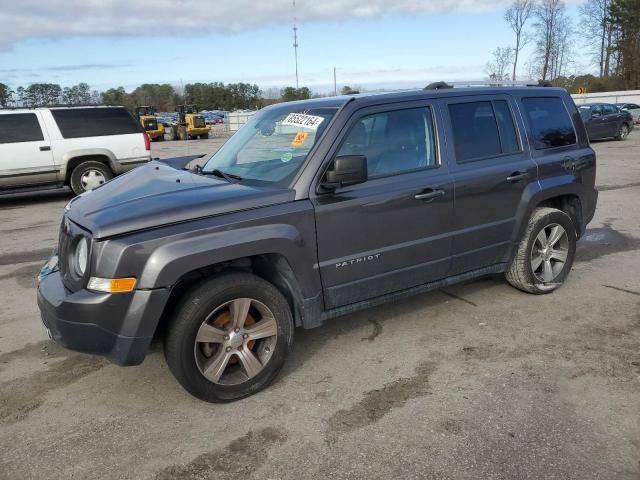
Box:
left=293, top=0, right=299, bottom=89
left=333, top=67, right=337, bottom=96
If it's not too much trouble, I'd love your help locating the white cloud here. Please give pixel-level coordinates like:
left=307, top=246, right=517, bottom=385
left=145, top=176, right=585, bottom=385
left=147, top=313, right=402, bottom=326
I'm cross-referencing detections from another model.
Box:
left=0, top=0, right=513, bottom=48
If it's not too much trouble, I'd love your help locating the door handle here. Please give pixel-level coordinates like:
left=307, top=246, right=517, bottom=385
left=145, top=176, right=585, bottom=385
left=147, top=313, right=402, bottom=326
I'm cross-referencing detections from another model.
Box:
left=39, top=146, right=51, bottom=151
left=414, top=189, right=445, bottom=201
left=506, top=172, right=529, bottom=183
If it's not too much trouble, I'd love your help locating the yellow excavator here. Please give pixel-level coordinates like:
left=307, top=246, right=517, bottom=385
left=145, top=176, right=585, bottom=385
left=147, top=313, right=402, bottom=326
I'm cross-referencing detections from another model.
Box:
left=135, top=106, right=165, bottom=141
left=173, top=104, right=210, bottom=140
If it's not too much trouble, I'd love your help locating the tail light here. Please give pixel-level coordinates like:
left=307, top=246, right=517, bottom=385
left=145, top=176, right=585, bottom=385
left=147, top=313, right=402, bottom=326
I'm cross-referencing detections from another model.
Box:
left=143, top=132, right=151, bottom=151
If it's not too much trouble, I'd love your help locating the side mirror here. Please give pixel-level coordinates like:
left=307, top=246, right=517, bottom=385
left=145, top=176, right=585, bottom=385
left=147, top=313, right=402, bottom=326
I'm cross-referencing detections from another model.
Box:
left=321, top=155, right=368, bottom=190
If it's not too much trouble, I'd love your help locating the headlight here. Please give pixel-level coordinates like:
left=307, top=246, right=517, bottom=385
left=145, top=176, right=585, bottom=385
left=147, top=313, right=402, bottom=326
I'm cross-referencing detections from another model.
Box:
left=73, top=237, right=89, bottom=277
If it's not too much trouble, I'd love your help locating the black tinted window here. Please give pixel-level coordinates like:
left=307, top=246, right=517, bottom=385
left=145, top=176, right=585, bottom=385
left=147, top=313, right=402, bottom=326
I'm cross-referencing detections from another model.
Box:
left=0, top=113, right=44, bottom=144
left=522, top=97, right=576, bottom=149
left=51, top=107, right=142, bottom=139
left=337, top=107, right=437, bottom=177
left=449, top=100, right=521, bottom=162
left=493, top=100, right=520, bottom=154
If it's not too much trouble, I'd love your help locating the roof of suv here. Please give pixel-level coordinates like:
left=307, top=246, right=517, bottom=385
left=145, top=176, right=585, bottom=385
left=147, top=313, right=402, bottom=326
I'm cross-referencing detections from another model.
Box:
left=0, top=105, right=126, bottom=114
left=279, top=86, right=568, bottom=111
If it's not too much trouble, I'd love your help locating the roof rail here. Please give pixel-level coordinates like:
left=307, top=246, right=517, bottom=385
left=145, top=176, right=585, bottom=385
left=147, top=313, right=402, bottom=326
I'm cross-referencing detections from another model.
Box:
left=423, top=80, right=548, bottom=89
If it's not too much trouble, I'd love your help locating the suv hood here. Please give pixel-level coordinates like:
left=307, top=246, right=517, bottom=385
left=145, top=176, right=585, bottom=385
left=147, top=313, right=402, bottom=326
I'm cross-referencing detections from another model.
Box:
left=66, top=160, right=295, bottom=239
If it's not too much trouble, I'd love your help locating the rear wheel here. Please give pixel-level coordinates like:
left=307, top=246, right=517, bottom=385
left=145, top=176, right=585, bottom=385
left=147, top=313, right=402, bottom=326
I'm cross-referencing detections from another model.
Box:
left=69, top=161, right=113, bottom=195
left=201, top=133, right=209, bottom=139
left=616, top=123, right=629, bottom=141
left=164, top=272, right=294, bottom=402
left=506, top=207, right=576, bottom=294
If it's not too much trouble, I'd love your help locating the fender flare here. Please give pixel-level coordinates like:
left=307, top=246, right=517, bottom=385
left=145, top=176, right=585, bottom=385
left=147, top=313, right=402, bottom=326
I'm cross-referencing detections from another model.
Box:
left=137, top=224, right=318, bottom=297
left=61, top=149, right=117, bottom=179
left=512, top=176, right=586, bottom=247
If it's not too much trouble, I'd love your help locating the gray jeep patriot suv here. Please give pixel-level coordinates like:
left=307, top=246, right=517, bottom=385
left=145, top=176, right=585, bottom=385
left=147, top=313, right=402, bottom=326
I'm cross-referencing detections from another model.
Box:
left=37, top=85, right=597, bottom=402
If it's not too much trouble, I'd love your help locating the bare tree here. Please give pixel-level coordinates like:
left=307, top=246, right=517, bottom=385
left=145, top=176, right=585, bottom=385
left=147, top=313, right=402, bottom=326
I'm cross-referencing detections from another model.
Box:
left=505, top=0, right=534, bottom=81
left=532, top=0, right=571, bottom=80
left=579, top=0, right=614, bottom=76
left=486, top=47, right=516, bottom=82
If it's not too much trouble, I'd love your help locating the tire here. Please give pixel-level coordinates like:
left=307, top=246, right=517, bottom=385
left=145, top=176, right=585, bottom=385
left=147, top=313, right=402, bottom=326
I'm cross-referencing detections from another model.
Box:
left=506, top=207, right=577, bottom=294
left=615, top=123, right=629, bottom=141
left=164, top=272, right=294, bottom=402
left=202, top=133, right=209, bottom=139
left=69, top=161, right=113, bottom=195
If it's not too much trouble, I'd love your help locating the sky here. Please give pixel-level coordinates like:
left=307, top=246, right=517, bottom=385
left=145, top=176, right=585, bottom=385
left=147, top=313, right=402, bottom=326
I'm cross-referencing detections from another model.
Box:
left=0, top=0, right=586, bottom=94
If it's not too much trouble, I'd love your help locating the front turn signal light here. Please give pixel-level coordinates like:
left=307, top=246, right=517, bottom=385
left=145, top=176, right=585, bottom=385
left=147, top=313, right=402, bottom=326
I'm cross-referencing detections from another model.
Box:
left=87, top=277, right=137, bottom=293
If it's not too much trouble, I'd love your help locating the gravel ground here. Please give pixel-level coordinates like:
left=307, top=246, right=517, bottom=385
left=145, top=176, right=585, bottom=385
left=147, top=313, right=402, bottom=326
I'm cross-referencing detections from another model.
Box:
left=0, top=132, right=638, bottom=480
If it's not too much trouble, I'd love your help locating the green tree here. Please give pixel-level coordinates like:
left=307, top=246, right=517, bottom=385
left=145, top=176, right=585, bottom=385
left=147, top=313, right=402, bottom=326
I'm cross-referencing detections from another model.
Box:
left=280, top=86, right=311, bottom=102
left=0, top=83, right=12, bottom=106
left=184, top=82, right=261, bottom=110
left=609, top=0, right=640, bottom=89
left=23, top=83, right=62, bottom=106
left=101, top=87, right=127, bottom=106
left=130, top=84, right=180, bottom=111
left=62, top=83, right=92, bottom=105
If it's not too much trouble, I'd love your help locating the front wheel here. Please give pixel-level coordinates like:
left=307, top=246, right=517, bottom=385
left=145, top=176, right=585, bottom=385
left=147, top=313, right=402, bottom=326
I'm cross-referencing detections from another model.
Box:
left=615, top=123, right=629, bottom=141
left=165, top=272, right=294, bottom=402
left=506, top=207, right=576, bottom=294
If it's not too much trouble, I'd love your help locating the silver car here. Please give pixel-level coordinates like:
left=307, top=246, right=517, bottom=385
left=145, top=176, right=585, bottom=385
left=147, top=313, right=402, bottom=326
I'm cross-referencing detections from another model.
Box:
left=616, top=103, right=640, bottom=123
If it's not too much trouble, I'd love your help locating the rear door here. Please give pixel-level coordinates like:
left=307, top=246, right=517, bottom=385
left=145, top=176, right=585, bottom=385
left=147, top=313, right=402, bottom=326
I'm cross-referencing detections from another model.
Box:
left=601, top=104, right=621, bottom=137
left=0, top=112, right=56, bottom=189
left=443, top=94, right=537, bottom=274
left=589, top=104, right=608, bottom=139
left=312, top=101, right=454, bottom=310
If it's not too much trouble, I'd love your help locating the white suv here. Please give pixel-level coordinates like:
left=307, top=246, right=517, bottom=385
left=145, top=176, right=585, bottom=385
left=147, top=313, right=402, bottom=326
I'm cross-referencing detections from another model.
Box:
left=0, top=106, right=151, bottom=195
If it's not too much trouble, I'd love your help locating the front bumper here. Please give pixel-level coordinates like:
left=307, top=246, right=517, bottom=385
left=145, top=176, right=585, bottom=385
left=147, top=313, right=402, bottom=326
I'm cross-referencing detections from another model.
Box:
left=37, top=259, right=170, bottom=366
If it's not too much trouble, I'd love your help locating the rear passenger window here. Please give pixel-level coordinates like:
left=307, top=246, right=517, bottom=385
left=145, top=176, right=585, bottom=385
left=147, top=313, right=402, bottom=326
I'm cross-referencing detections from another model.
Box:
left=522, top=97, right=576, bottom=149
left=51, top=107, right=142, bottom=139
left=0, top=113, right=44, bottom=144
left=448, top=100, right=520, bottom=163
left=337, top=107, right=437, bottom=177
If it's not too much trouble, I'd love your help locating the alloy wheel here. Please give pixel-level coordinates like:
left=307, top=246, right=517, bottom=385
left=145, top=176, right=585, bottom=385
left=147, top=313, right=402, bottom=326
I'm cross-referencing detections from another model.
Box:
left=530, top=223, right=569, bottom=283
left=194, top=298, right=278, bottom=385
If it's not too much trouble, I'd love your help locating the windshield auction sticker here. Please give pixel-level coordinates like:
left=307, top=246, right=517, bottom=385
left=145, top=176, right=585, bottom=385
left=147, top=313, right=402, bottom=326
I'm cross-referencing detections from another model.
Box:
left=282, top=113, right=325, bottom=130
left=291, top=131, right=309, bottom=147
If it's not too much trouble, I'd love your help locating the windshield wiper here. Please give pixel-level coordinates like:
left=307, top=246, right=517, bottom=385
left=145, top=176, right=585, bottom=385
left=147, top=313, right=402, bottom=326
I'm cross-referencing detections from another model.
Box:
left=208, top=169, right=242, bottom=183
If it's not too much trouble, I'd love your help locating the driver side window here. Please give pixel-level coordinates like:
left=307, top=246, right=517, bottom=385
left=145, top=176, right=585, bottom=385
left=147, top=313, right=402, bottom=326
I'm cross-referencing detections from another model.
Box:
left=337, top=106, right=437, bottom=178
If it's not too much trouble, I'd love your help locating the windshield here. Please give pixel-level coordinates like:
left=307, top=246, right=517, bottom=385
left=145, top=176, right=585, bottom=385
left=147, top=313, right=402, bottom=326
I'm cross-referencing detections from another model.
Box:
left=202, top=103, right=337, bottom=187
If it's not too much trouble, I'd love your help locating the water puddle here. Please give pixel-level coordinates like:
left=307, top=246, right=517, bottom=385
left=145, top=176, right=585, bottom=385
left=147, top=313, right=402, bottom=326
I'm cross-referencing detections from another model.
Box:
left=576, top=225, right=640, bottom=262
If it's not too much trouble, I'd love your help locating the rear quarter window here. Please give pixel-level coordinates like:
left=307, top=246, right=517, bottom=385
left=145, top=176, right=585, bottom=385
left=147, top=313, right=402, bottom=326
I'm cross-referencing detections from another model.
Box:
left=522, top=97, right=576, bottom=150
left=51, top=107, right=142, bottom=139
left=0, top=113, right=44, bottom=144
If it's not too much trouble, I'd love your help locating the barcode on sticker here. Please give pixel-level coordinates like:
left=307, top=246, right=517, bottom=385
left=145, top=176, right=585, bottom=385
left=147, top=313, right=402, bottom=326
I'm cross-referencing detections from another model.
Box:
left=281, top=113, right=325, bottom=130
